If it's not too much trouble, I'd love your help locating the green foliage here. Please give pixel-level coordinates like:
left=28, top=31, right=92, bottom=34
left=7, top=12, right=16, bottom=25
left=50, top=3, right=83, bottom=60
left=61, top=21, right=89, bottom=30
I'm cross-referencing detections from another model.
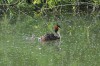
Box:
left=0, top=0, right=100, bottom=18
left=7, top=0, right=13, bottom=3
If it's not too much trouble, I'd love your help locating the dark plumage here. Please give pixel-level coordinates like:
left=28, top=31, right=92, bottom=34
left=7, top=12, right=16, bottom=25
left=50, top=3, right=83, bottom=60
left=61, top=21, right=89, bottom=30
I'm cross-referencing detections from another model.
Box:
left=44, top=33, right=60, bottom=41
left=39, top=24, right=61, bottom=42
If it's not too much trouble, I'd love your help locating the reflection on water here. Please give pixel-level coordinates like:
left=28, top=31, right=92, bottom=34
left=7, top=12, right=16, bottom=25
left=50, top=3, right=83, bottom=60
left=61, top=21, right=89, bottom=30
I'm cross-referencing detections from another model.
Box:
left=39, top=39, right=62, bottom=51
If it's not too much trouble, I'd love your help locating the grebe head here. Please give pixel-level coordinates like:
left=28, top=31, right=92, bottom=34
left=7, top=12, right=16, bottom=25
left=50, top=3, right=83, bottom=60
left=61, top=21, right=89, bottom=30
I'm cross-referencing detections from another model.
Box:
left=54, top=24, right=61, bottom=33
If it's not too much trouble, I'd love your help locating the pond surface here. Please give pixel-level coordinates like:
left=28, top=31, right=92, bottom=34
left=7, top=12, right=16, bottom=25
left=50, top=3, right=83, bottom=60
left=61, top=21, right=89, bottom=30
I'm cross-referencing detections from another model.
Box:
left=0, top=14, right=100, bottom=66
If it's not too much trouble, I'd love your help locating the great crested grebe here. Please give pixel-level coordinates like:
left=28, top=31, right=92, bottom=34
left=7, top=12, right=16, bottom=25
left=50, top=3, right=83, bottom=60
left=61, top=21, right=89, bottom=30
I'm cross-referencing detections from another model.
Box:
left=39, top=24, right=61, bottom=42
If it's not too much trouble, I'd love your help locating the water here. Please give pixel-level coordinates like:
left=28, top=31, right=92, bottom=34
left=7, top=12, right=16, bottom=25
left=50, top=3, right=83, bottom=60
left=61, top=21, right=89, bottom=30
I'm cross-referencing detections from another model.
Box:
left=0, top=13, right=100, bottom=66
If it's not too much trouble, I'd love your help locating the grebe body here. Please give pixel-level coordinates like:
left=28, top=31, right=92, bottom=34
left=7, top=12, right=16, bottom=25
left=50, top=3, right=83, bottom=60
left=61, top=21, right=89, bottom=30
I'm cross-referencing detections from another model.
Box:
left=39, top=24, right=61, bottom=42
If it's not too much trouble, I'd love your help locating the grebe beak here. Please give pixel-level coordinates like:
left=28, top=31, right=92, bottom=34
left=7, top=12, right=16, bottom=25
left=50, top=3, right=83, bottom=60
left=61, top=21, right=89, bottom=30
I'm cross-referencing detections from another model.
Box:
left=58, top=25, right=61, bottom=28
left=57, top=24, right=61, bottom=28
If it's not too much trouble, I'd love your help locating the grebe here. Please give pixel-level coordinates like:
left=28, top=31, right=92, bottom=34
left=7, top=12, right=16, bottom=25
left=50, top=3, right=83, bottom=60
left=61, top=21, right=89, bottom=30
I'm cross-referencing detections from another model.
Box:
left=39, top=24, right=61, bottom=42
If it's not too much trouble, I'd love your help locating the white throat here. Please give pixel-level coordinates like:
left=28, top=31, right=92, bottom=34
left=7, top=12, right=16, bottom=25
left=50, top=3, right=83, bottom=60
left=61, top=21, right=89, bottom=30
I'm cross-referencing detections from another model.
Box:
left=54, top=31, right=60, bottom=37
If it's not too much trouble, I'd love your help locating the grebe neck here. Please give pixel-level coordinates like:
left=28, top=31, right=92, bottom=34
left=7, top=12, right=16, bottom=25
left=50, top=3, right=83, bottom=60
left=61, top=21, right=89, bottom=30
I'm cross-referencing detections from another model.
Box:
left=54, top=31, right=60, bottom=38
